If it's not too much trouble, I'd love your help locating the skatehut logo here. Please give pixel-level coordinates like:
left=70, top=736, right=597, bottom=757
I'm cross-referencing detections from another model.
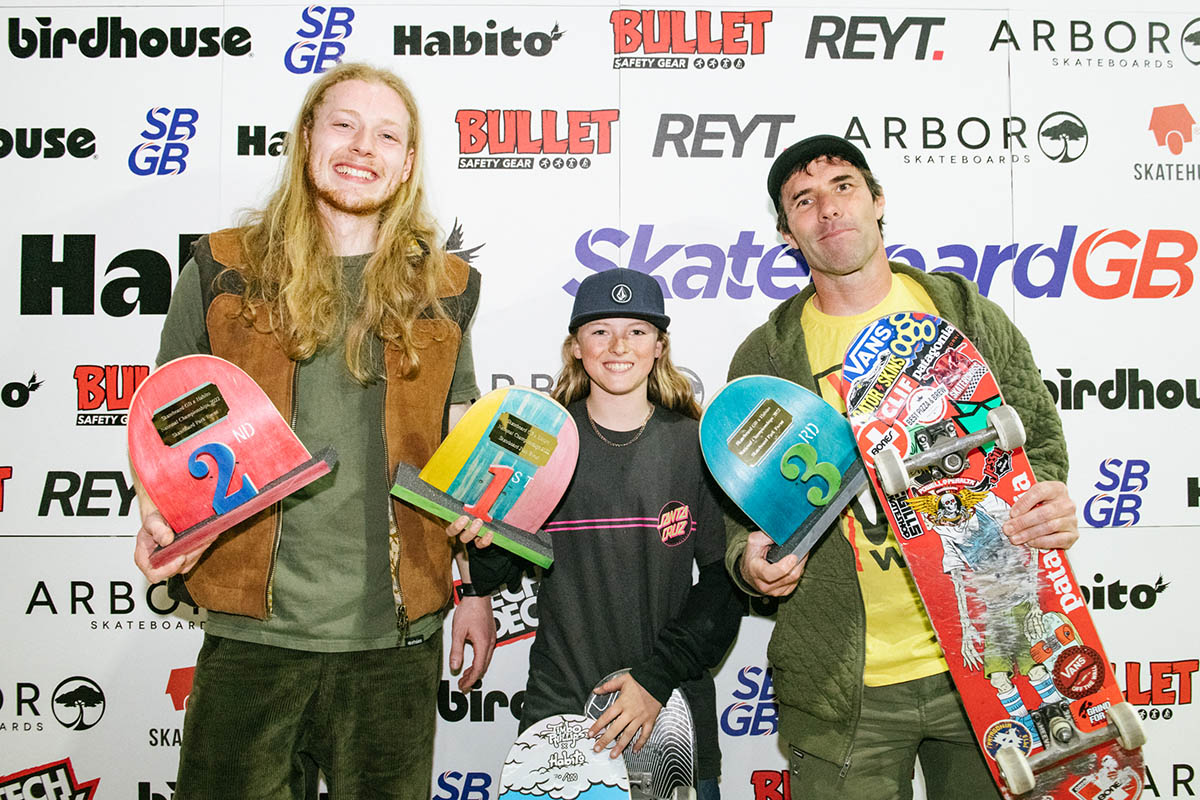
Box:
left=166, top=666, right=195, bottom=711
left=0, top=759, right=99, bottom=800
left=610, top=9, right=772, bottom=70
left=50, top=676, right=105, bottom=730
left=1136, top=103, right=1200, bottom=183
left=1038, top=112, right=1088, bottom=163
left=455, top=109, right=618, bottom=170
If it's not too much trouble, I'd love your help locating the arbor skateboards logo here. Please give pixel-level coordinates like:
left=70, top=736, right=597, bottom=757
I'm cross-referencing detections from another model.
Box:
left=1038, top=112, right=1088, bottom=163
left=50, top=676, right=105, bottom=730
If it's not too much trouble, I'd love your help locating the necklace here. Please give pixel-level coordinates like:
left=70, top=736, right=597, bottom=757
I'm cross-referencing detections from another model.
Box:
left=587, top=403, right=654, bottom=448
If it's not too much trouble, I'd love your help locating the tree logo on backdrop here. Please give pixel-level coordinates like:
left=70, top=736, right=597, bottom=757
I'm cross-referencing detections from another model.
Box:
left=610, top=10, right=772, bottom=70
left=284, top=5, right=355, bottom=74
left=1038, top=112, right=1088, bottom=163
left=50, top=677, right=105, bottom=731
left=393, top=19, right=562, bottom=57
left=1180, top=17, right=1200, bottom=66
left=0, top=759, right=99, bottom=800
left=128, top=107, right=199, bottom=176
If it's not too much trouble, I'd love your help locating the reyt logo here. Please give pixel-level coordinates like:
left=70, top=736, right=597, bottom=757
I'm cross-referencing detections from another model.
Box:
left=1081, top=573, right=1167, bottom=611
left=0, top=759, right=98, bottom=799
left=285, top=6, right=354, bottom=74
left=989, top=16, right=1200, bottom=70
left=610, top=10, right=771, bottom=70
left=884, top=225, right=1194, bottom=298
left=653, top=113, right=793, bottom=158
left=438, top=680, right=523, bottom=723
left=571, top=226, right=808, bottom=301
left=39, top=470, right=135, bottom=517
left=394, top=19, right=561, bottom=57
left=805, top=15, right=945, bottom=60
left=0, top=127, right=95, bottom=159
left=51, top=676, right=105, bottom=730
left=720, top=666, right=778, bottom=736
left=456, top=109, right=618, bottom=170
left=236, top=125, right=288, bottom=157
left=8, top=16, right=251, bottom=59
left=19, top=233, right=201, bottom=316
left=75, top=364, right=149, bottom=425
left=2, top=373, right=43, bottom=409
left=1045, top=369, right=1200, bottom=411
left=433, top=772, right=493, bottom=800
left=129, top=107, right=198, bottom=176
left=1084, top=458, right=1149, bottom=527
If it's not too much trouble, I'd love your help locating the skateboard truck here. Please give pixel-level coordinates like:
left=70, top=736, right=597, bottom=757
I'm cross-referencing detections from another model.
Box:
left=874, top=405, right=1025, bottom=496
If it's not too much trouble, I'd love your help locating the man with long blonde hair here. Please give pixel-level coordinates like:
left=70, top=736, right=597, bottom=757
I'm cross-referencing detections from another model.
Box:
left=132, top=63, right=493, bottom=799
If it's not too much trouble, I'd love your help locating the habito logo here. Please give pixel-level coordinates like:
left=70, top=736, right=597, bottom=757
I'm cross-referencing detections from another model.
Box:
left=988, top=15, right=1200, bottom=70
left=0, top=759, right=99, bottom=800
left=76, top=364, right=150, bottom=426
left=284, top=5, right=354, bottom=75
left=7, top=16, right=252, bottom=59
left=720, top=665, right=778, bottom=736
left=456, top=109, right=618, bottom=170
left=394, top=19, right=562, bottom=57
left=884, top=225, right=1195, bottom=298
left=19, top=232, right=202, bottom=316
left=1083, top=458, right=1149, bottom=527
left=2, top=372, right=43, bottom=409
left=128, top=107, right=199, bottom=176
left=805, top=15, right=945, bottom=60
left=610, top=10, right=772, bottom=71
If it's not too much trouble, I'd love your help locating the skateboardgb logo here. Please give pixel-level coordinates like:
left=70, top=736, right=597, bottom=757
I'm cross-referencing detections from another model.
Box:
left=0, top=758, right=99, bottom=800
left=51, top=676, right=105, bottom=730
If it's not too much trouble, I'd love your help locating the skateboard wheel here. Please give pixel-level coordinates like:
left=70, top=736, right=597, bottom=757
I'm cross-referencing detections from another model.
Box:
left=988, top=405, right=1026, bottom=451
left=671, top=788, right=696, bottom=800
left=1108, top=701, right=1147, bottom=750
left=875, top=446, right=909, bottom=496
left=996, top=744, right=1035, bottom=794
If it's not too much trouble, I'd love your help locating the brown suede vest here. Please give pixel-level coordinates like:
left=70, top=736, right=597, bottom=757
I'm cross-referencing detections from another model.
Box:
left=179, top=227, right=477, bottom=627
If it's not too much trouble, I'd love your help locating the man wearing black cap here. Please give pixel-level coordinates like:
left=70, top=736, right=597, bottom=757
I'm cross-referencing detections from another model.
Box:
left=722, top=135, right=1080, bottom=798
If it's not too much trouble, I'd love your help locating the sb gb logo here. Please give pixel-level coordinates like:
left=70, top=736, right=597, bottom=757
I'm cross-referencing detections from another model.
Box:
left=128, top=108, right=199, bottom=176
left=286, top=6, right=355, bottom=74
left=1083, top=458, right=1149, bottom=527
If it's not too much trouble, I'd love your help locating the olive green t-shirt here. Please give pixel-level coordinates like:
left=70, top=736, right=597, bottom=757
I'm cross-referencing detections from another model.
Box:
left=156, top=255, right=480, bottom=651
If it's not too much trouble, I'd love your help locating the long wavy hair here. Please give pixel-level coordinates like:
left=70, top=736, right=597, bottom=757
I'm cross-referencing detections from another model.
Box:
left=234, top=62, right=448, bottom=384
left=551, top=329, right=702, bottom=420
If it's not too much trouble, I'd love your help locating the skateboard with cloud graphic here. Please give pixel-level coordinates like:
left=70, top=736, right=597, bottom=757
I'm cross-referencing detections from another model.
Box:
left=842, top=312, right=1146, bottom=799
left=391, top=385, right=576, bottom=568
left=127, top=355, right=336, bottom=569
left=699, top=375, right=866, bottom=563
left=500, top=714, right=630, bottom=800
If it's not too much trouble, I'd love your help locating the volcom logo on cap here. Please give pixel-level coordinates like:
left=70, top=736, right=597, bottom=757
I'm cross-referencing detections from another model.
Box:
left=611, top=283, right=632, bottom=303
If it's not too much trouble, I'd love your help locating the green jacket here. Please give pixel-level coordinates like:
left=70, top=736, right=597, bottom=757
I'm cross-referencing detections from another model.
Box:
left=723, top=262, right=1068, bottom=771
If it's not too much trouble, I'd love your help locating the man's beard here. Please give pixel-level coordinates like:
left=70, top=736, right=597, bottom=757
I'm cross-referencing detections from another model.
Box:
left=306, top=161, right=396, bottom=217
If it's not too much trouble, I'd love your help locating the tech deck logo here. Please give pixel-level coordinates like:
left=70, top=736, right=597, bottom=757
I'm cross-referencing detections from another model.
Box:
left=165, top=667, right=194, bottom=711
left=657, top=501, right=692, bottom=546
left=490, top=579, right=540, bottom=647
left=610, top=10, right=772, bottom=70
left=75, top=364, right=149, bottom=425
left=128, top=107, right=199, bottom=176
left=284, top=5, right=354, bottom=74
left=455, top=109, right=618, bottom=170
left=0, top=759, right=98, bottom=800
left=805, top=15, right=945, bottom=60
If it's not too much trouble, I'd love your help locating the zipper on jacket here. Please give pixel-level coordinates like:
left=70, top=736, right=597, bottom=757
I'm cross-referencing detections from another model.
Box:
left=264, top=361, right=300, bottom=615
left=381, top=386, right=409, bottom=636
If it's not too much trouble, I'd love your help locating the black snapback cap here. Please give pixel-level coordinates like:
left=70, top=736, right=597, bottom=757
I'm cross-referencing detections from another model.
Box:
left=569, top=269, right=670, bottom=332
left=767, top=134, right=872, bottom=213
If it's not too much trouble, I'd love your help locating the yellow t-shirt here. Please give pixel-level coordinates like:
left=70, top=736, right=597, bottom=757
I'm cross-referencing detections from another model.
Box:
left=801, top=273, right=948, bottom=686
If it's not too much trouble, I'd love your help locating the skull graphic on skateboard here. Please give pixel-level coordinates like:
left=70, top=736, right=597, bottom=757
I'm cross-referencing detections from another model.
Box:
left=842, top=312, right=1146, bottom=798
left=391, top=385, right=578, bottom=568
left=127, top=355, right=336, bottom=569
left=699, top=375, right=866, bottom=562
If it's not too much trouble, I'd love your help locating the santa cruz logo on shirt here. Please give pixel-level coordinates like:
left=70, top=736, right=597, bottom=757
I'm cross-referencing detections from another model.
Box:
left=658, top=501, right=692, bottom=546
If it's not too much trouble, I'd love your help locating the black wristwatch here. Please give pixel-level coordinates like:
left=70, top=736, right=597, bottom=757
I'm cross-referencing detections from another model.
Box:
left=456, top=582, right=488, bottom=599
